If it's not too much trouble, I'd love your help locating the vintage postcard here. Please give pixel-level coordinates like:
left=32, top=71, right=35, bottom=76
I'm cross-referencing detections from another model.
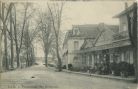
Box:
left=0, top=0, right=138, bottom=89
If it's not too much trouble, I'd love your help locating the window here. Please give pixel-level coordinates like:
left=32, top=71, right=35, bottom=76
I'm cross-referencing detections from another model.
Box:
left=82, top=55, right=86, bottom=64
left=121, top=52, right=124, bottom=62
left=74, top=56, right=79, bottom=63
left=89, top=55, right=92, bottom=65
left=73, top=27, right=79, bottom=35
left=122, top=24, right=127, bottom=31
left=74, top=30, right=78, bottom=35
left=124, top=51, right=130, bottom=63
left=74, top=41, right=79, bottom=50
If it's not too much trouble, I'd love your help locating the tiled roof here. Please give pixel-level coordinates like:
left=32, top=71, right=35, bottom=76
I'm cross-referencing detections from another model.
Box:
left=68, top=24, right=101, bottom=39
left=63, top=24, right=119, bottom=50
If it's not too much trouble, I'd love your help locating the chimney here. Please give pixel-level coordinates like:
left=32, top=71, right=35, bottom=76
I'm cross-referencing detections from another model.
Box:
left=98, top=23, right=105, bottom=31
left=125, top=2, right=128, bottom=10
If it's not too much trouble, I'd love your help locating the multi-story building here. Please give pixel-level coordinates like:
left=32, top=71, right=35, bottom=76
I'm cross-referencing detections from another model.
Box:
left=62, top=24, right=101, bottom=69
left=63, top=3, right=137, bottom=78
left=62, top=24, right=118, bottom=69
left=65, top=3, right=136, bottom=77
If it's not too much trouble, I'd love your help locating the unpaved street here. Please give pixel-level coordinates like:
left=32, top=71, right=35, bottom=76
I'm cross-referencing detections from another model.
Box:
left=0, top=65, right=137, bottom=89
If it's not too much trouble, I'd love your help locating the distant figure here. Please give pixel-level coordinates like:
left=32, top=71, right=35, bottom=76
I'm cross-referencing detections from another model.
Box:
left=89, top=66, right=93, bottom=76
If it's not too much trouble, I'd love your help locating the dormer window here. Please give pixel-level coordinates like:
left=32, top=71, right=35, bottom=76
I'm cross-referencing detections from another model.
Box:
left=73, top=27, right=79, bottom=35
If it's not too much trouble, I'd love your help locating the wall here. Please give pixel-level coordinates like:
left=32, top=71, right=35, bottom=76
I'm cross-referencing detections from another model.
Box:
left=119, top=12, right=133, bottom=33
left=66, top=38, right=84, bottom=67
left=67, top=38, right=84, bottom=53
left=119, top=15, right=128, bottom=32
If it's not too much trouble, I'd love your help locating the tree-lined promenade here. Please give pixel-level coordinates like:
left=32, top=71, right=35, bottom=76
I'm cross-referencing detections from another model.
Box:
left=0, top=2, right=64, bottom=72
left=0, top=2, right=36, bottom=71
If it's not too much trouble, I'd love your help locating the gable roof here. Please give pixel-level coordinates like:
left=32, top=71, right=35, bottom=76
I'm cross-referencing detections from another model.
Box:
left=81, top=38, right=95, bottom=49
left=95, top=24, right=118, bottom=46
left=80, top=24, right=119, bottom=49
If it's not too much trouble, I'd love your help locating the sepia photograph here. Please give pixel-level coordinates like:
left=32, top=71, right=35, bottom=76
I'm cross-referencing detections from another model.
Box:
left=0, top=0, right=138, bottom=89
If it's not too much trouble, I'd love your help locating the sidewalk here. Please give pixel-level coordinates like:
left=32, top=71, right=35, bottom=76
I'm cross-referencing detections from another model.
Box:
left=48, top=67, right=135, bottom=82
left=62, top=69, right=135, bottom=82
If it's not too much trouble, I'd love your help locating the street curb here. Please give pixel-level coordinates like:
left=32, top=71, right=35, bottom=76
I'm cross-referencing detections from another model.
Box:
left=62, top=69, right=135, bottom=83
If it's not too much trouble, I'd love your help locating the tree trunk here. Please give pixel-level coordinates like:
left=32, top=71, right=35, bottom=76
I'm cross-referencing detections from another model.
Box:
left=29, top=48, right=32, bottom=66
left=44, top=49, right=48, bottom=67
left=26, top=45, right=29, bottom=67
left=26, top=50, right=28, bottom=67
left=4, top=25, right=8, bottom=70
left=29, top=46, right=35, bottom=66
left=45, top=53, right=48, bottom=67
left=10, top=9, right=14, bottom=68
left=0, top=1, right=3, bottom=72
left=13, top=8, right=20, bottom=68
left=0, top=33, right=3, bottom=72
left=26, top=28, right=30, bottom=67
left=26, top=49, right=29, bottom=67
left=16, top=49, right=20, bottom=68
left=2, top=3, right=9, bottom=70
left=31, top=46, right=35, bottom=65
left=56, top=37, right=62, bottom=71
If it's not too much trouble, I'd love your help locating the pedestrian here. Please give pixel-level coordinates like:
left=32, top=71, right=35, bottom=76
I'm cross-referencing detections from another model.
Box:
left=89, top=66, right=93, bottom=76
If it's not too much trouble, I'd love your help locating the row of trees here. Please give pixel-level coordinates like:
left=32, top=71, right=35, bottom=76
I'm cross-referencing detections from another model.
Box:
left=37, top=3, right=64, bottom=71
left=0, top=2, right=37, bottom=72
left=0, top=1, right=65, bottom=72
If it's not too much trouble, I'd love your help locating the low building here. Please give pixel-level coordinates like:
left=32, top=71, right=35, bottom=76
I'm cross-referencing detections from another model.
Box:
left=76, top=24, right=121, bottom=69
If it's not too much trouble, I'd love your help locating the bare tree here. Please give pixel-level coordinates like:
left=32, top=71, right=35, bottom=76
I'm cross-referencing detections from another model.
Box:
left=0, top=1, right=3, bottom=72
left=37, top=11, right=54, bottom=67
left=12, top=3, right=35, bottom=68
left=47, top=2, right=64, bottom=71
left=0, top=2, right=13, bottom=70
left=9, top=5, right=14, bottom=68
left=0, top=2, right=36, bottom=70
left=23, top=21, right=36, bottom=67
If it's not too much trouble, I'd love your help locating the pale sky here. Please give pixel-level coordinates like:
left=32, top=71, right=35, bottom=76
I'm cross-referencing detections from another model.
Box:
left=61, top=1, right=133, bottom=31
left=34, top=1, right=134, bottom=57
left=35, top=1, right=134, bottom=30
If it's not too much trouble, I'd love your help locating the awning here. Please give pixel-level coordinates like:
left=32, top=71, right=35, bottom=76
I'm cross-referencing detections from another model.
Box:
left=74, top=39, right=131, bottom=53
